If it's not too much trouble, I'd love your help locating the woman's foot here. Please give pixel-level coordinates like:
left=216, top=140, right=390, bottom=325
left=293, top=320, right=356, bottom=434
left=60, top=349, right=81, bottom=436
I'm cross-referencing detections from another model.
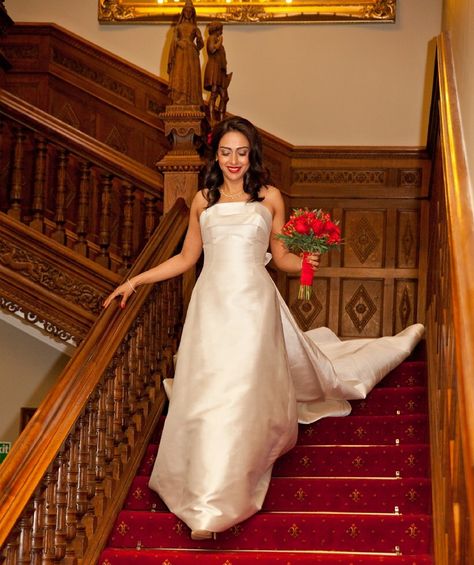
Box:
left=190, top=529, right=216, bottom=540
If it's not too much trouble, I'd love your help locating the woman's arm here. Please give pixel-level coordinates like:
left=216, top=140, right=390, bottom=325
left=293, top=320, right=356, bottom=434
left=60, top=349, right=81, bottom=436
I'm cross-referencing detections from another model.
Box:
left=266, top=187, right=320, bottom=274
left=103, top=192, right=206, bottom=309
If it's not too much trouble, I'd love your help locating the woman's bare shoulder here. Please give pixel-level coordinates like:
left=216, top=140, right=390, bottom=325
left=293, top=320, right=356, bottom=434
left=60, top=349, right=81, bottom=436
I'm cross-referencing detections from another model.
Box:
left=260, top=185, right=282, bottom=200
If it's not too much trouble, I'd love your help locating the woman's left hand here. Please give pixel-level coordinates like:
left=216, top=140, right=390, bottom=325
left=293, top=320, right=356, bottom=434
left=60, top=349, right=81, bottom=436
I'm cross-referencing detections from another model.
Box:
left=305, top=253, right=320, bottom=270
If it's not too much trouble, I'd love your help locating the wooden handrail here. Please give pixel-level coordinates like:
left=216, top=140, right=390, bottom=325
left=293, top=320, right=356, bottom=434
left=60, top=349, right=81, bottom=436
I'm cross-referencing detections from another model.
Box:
left=426, top=33, right=474, bottom=563
left=0, top=88, right=165, bottom=272
left=0, top=198, right=189, bottom=559
left=438, top=32, right=474, bottom=531
left=0, top=89, right=163, bottom=196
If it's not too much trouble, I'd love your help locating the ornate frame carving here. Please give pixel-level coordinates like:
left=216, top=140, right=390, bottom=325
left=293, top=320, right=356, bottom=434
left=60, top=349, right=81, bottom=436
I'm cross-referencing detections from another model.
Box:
left=98, top=0, right=396, bottom=25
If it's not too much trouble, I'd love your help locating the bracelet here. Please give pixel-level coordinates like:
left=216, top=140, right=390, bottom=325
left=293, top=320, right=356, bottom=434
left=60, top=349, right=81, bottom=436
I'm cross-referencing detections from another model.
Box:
left=127, top=278, right=137, bottom=294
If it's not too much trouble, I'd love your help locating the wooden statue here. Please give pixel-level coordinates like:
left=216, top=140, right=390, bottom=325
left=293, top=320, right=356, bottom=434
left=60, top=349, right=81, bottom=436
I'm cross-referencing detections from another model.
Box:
left=204, top=21, right=232, bottom=123
left=167, top=0, right=204, bottom=106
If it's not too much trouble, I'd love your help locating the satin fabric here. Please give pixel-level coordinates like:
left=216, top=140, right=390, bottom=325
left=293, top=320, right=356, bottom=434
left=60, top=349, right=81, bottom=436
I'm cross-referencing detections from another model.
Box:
left=148, top=201, right=424, bottom=533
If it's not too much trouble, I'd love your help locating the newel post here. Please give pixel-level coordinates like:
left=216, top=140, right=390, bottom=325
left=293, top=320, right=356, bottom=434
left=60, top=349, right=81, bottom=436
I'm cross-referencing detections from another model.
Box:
left=156, top=105, right=206, bottom=212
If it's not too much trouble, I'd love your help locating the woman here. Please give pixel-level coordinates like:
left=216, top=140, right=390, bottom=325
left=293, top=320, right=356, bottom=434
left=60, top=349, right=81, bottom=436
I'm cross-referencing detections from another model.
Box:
left=104, top=117, right=424, bottom=541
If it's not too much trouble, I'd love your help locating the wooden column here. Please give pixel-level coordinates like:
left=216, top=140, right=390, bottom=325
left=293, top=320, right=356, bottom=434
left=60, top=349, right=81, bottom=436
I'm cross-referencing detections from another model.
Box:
left=156, top=104, right=205, bottom=212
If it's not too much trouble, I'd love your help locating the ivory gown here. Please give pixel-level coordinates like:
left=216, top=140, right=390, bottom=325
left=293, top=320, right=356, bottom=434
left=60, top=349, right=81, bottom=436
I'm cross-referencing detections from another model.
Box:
left=148, top=201, right=424, bottom=533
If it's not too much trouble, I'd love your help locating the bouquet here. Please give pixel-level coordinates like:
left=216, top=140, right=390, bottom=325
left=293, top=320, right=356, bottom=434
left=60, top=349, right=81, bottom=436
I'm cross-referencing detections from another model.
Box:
left=276, top=208, right=342, bottom=300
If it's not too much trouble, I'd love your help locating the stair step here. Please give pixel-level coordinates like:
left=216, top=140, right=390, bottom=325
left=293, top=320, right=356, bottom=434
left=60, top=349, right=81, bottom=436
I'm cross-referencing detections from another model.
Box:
left=349, top=387, right=427, bottom=416
left=99, top=548, right=432, bottom=564
left=124, top=476, right=431, bottom=514
left=377, top=361, right=426, bottom=388
left=298, top=415, right=428, bottom=445
left=107, top=510, right=431, bottom=554
left=138, top=443, right=430, bottom=478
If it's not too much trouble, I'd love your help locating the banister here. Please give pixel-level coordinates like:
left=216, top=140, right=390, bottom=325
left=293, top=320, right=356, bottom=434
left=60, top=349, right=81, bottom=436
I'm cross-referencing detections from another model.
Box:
left=438, top=32, right=474, bottom=529
left=426, top=33, right=474, bottom=563
left=0, top=197, right=189, bottom=550
left=0, top=89, right=163, bottom=197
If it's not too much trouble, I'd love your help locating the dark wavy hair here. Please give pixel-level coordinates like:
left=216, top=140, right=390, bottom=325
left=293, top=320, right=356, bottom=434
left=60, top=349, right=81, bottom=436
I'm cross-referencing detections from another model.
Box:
left=203, top=116, right=272, bottom=207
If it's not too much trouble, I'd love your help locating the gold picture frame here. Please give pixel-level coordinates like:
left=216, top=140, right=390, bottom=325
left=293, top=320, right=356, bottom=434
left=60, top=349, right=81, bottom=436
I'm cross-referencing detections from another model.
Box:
left=98, top=0, right=396, bottom=25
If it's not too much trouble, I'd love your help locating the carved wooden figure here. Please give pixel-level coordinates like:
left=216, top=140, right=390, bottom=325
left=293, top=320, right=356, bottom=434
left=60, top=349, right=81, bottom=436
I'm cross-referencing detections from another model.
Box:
left=204, top=21, right=232, bottom=123
left=167, top=0, right=204, bottom=106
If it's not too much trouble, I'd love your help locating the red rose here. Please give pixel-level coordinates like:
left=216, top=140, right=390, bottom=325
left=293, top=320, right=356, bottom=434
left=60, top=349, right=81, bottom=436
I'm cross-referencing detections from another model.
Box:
left=326, top=221, right=341, bottom=244
left=311, top=218, right=326, bottom=237
left=294, top=218, right=311, bottom=235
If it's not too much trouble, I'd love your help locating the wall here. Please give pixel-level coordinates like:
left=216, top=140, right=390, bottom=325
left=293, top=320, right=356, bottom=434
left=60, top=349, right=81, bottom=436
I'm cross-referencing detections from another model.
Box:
left=443, top=0, right=474, bottom=188
left=0, top=316, right=70, bottom=445
left=5, top=0, right=442, bottom=147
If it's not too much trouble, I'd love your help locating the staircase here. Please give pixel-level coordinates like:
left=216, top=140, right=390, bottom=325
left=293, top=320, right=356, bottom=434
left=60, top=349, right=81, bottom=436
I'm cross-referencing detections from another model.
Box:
left=99, top=355, right=432, bottom=564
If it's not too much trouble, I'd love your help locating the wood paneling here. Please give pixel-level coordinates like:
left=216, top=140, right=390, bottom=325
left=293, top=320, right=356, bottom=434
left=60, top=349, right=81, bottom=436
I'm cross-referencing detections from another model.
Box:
left=0, top=23, right=171, bottom=168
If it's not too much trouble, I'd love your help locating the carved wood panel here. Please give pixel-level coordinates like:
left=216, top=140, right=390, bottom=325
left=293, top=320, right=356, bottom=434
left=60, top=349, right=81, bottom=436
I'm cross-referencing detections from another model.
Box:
left=278, top=147, right=429, bottom=337
left=0, top=24, right=171, bottom=169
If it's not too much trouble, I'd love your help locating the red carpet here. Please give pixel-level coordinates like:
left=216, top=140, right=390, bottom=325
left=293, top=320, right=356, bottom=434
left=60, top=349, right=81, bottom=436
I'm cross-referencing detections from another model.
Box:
left=99, top=355, right=432, bottom=564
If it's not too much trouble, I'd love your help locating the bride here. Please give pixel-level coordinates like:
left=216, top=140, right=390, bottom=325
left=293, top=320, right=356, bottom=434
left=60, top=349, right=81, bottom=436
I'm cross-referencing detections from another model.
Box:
left=103, top=116, right=424, bottom=541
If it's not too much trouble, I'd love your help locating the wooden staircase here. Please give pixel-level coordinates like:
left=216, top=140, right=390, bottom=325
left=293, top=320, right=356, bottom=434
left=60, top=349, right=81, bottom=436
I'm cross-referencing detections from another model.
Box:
left=0, top=22, right=472, bottom=565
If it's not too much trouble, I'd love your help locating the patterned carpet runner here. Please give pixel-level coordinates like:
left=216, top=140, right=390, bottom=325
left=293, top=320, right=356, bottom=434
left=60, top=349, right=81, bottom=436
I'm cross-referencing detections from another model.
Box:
left=99, top=358, right=432, bottom=564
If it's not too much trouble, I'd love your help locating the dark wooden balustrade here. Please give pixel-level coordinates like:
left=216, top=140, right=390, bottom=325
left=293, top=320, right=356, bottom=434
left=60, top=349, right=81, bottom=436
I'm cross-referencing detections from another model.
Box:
left=0, top=198, right=189, bottom=564
left=0, top=88, right=164, bottom=274
left=425, top=34, right=474, bottom=564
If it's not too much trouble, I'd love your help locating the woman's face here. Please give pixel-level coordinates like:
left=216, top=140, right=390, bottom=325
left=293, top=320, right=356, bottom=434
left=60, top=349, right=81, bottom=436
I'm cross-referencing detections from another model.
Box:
left=217, top=131, right=250, bottom=184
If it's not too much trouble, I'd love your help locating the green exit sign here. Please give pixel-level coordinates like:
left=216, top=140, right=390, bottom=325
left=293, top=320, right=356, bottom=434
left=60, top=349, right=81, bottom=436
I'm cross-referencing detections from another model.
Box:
left=0, top=442, right=11, bottom=463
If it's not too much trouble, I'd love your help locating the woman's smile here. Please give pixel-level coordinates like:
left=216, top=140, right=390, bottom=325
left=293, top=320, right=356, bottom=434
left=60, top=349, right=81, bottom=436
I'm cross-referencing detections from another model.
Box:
left=217, top=131, right=250, bottom=186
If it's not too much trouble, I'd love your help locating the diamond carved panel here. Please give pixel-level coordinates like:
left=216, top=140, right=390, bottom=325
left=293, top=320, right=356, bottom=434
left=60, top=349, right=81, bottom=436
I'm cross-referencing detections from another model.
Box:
left=394, top=280, right=417, bottom=333
left=289, top=278, right=328, bottom=331
left=344, top=211, right=385, bottom=268
left=341, top=279, right=383, bottom=337
left=397, top=210, right=419, bottom=268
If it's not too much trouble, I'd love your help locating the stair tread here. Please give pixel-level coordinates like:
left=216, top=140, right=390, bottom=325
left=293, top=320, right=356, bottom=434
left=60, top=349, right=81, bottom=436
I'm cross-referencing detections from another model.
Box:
left=99, top=547, right=433, bottom=564
left=108, top=510, right=432, bottom=553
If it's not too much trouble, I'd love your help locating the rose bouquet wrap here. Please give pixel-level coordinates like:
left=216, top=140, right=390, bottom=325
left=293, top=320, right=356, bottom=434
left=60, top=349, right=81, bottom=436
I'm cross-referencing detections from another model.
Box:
left=276, top=208, right=342, bottom=300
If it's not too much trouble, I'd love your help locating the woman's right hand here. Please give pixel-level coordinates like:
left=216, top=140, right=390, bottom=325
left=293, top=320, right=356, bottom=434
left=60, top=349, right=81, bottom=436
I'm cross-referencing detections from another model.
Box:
left=103, top=279, right=136, bottom=310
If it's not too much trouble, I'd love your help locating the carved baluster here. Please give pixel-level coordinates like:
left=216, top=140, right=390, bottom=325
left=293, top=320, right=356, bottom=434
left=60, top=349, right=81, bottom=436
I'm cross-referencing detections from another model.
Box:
left=95, top=381, right=108, bottom=513
left=122, top=338, right=134, bottom=449
left=126, top=329, right=138, bottom=437
left=30, top=136, right=48, bottom=232
left=31, top=486, right=45, bottom=565
left=42, top=465, right=58, bottom=565
left=79, top=396, right=98, bottom=539
left=54, top=452, right=67, bottom=562
left=134, top=322, right=146, bottom=419
left=51, top=148, right=69, bottom=245
left=17, top=502, right=33, bottom=564
left=144, top=194, right=158, bottom=242
left=8, top=126, right=26, bottom=220
left=120, top=181, right=135, bottom=272
left=75, top=415, right=89, bottom=556
left=65, top=429, right=79, bottom=562
left=97, top=173, right=112, bottom=268
left=112, top=350, right=126, bottom=474
left=3, top=527, right=20, bottom=565
left=74, top=162, right=91, bottom=256
left=141, top=308, right=152, bottom=397
left=104, top=367, right=116, bottom=476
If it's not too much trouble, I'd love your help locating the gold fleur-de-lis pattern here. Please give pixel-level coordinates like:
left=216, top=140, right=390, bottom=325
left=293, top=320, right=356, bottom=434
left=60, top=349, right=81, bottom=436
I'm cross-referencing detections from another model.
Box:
left=132, top=487, right=144, bottom=501
left=116, top=521, right=129, bottom=536
left=294, top=488, right=307, bottom=501
left=230, top=524, right=243, bottom=537
left=288, top=523, right=301, bottom=538
left=347, top=523, right=360, bottom=538
left=406, top=523, right=420, bottom=538
left=349, top=489, right=362, bottom=502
